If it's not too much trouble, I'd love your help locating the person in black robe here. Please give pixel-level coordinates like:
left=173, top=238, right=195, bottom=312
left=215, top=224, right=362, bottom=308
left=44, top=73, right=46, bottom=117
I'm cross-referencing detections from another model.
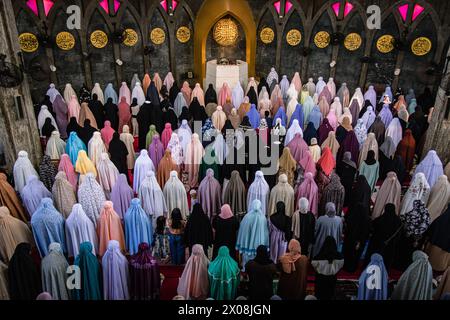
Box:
left=205, top=84, right=218, bottom=105
left=104, top=97, right=119, bottom=131
left=66, top=116, right=82, bottom=136
left=392, top=155, right=406, bottom=185
left=245, top=245, right=277, bottom=300
left=78, top=119, right=97, bottom=146
left=379, top=140, right=396, bottom=180
left=161, top=98, right=178, bottom=130
left=149, top=100, right=164, bottom=134
left=336, top=151, right=357, bottom=207
left=40, top=95, right=54, bottom=117
left=416, top=87, right=434, bottom=114
left=264, top=111, right=273, bottom=130
left=189, top=97, right=207, bottom=125
left=303, top=122, right=318, bottom=146
left=41, top=117, right=56, bottom=139
left=312, top=236, right=343, bottom=300
left=88, top=93, right=105, bottom=129
left=8, top=242, right=42, bottom=300
left=137, top=101, right=152, bottom=150
left=270, top=202, right=292, bottom=241
left=178, top=106, right=191, bottom=123
left=358, top=100, right=372, bottom=119
left=368, top=116, right=385, bottom=148
left=365, top=203, right=403, bottom=271
left=408, top=105, right=427, bottom=147
left=257, top=77, right=270, bottom=95
left=295, top=204, right=315, bottom=256
left=160, top=85, right=168, bottom=99
left=343, top=203, right=371, bottom=272
left=78, top=84, right=91, bottom=104
left=335, top=124, right=349, bottom=145
left=349, top=175, right=372, bottom=212
left=169, top=81, right=180, bottom=105
left=108, top=132, right=129, bottom=176
left=212, top=208, right=240, bottom=260
left=183, top=203, right=213, bottom=255
left=247, top=87, right=258, bottom=106
left=146, top=81, right=160, bottom=108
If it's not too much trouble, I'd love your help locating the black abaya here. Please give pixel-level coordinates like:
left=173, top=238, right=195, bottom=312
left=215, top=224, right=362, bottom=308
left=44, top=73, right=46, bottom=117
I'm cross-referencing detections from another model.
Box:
left=212, top=215, right=240, bottom=260
left=183, top=204, right=213, bottom=254
left=104, top=98, right=119, bottom=131
left=146, top=81, right=160, bottom=108
left=205, top=84, right=218, bottom=105
left=108, top=132, right=129, bottom=175
left=78, top=119, right=97, bottom=146
left=137, top=102, right=152, bottom=150
left=88, top=94, right=105, bottom=129
left=66, top=116, right=82, bottom=136
left=169, top=81, right=180, bottom=105
left=41, top=118, right=56, bottom=138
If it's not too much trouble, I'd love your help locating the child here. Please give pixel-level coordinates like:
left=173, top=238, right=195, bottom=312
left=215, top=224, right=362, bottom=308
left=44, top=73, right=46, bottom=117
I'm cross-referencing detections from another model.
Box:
left=152, top=216, right=170, bottom=263
left=168, top=208, right=186, bottom=265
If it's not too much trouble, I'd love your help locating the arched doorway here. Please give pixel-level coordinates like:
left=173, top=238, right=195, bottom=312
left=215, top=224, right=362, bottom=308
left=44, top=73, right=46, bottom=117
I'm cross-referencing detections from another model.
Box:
left=194, top=0, right=256, bottom=83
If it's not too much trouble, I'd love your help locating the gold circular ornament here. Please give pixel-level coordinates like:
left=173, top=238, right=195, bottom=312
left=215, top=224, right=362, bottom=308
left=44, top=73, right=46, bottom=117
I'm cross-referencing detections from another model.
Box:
left=150, top=28, right=166, bottom=45
left=18, top=33, right=39, bottom=53
left=176, top=26, right=191, bottom=43
left=55, top=31, right=75, bottom=51
left=376, top=35, right=395, bottom=53
left=122, top=29, right=138, bottom=47
left=344, top=33, right=362, bottom=51
left=286, top=29, right=301, bottom=46
left=260, top=27, right=275, bottom=44
left=411, top=37, right=432, bottom=56
left=213, top=18, right=239, bottom=47
left=90, top=30, right=108, bottom=49
left=314, top=31, right=330, bottom=49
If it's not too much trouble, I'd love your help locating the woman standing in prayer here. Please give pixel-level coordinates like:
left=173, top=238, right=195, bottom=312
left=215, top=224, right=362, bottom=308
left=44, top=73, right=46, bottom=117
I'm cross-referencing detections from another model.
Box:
left=88, top=131, right=107, bottom=166
left=236, top=199, right=269, bottom=267
left=107, top=132, right=129, bottom=176
left=269, top=202, right=292, bottom=263
left=379, top=104, right=393, bottom=128
left=184, top=133, right=205, bottom=188
left=245, top=246, right=277, bottom=301
left=100, top=120, right=116, bottom=148
left=358, top=150, right=380, bottom=192
left=277, top=239, right=309, bottom=300
left=0, top=207, right=33, bottom=262
left=372, top=172, right=402, bottom=219
left=177, top=244, right=210, bottom=300
left=110, top=174, right=133, bottom=220
left=65, top=204, right=98, bottom=258
left=391, top=251, right=433, bottom=300
left=21, top=175, right=52, bottom=217
left=67, top=95, right=81, bottom=122
left=268, top=174, right=295, bottom=216
left=197, top=169, right=222, bottom=220
left=88, top=94, right=105, bottom=130
left=78, top=103, right=98, bottom=130
left=52, top=172, right=76, bottom=218
left=357, top=254, right=388, bottom=300
left=427, top=175, right=450, bottom=222
left=246, top=170, right=270, bottom=216
left=96, top=152, right=119, bottom=198
left=223, top=170, right=247, bottom=217
left=102, top=240, right=129, bottom=300
left=52, top=95, right=68, bottom=138
left=118, top=97, right=131, bottom=133
left=208, top=246, right=240, bottom=300
left=312, top=203, right=343, bottom=257
left=41, top=242, right=69, bottom=300
left=133, top=150, right=155, bottom=193
left=168, top=208, right=186, bottom=265
left=77, top=173, right=106, bottom=228
left=67, top=115, right=82, bottom=137
left=205, top=84, right=217, bottom=105
left=311, top=236, right=344, bottom=300
left=138, top=171, right=167, bottom=227
left=0, top=173, right=28, bottom=222
left=291, top=196, right=316, bottom=257
left=8, top=243, right=41, bottom=300
left=319, top=173, right=345, bottom=216
left=124, top=198, right=153, bottom=255
left=78, top=119, right=97, bottom=147
left=45, top=131, right=66, bottom=160
left=366, top=203, right=402, bottom=270
left=97, top=201, right=125, bottom=256
left=129, top=242, right=160, bottom=300
left=400, top=173, right=430, bottom=217
left=163, top=171, right=189, bottom=219
left=75, top=150, right=97, bottom=178
left=424, top=205, right=450, bottom=272
left=58, top=154, right=77, bottom=192
left=31, top=198, right=66, bottom=258
left=378, top=137, right=397, bottom=179
left=119, top=125, right=135, bottom=170
left=73, top=242, right=102, bottom=300
left=396, top=129, right=416, bottom=172
left=66, top=132, right=87, bottom=165
left=343, top=203, right=371, bottom=272
left=414, top=150, right=443, bottom=188
left=157, top=149, right=178, bottom=188
left=358, top=132, right=378, bottom=167
left=336, top=151, right=357, bottom=207
left=105, top=84, right=118, bottom=105
left=318, top=118, right=333, bottom=145
left=212, top=204, right=240, bottom=260
left=321, top=132, right=340, bottom=159
left=277, top=147, right=297, bottom=186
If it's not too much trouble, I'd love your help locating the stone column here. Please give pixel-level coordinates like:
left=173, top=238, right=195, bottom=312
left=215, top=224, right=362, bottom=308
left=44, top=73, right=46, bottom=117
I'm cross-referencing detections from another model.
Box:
left=0, top=0, right=42, bottom=173
left=422, top=45, right=450, bottom=164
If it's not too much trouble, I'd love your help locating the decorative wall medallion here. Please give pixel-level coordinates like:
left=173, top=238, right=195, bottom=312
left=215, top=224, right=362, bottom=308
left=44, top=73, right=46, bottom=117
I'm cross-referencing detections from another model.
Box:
left=122, top=28, right=138, bottom=47
left=314, top=31, right=330, bottom=48
left=176, top=26, right=191, bottom=43
left=411, top=37, right=432, bottom=56
left=90, top=30, right=108, bottom=49
left=18, top=33, right=39, bottom=53
left=260, top=27, right=275, bottom=44
left=286, top=29, right=301, bottom=46
left=56, top=31, right=75, bottom=51
left=376, top=35, right=395, bottom=53
left=213, top=18, right=239, bottom=47
left=344, top=32, right=362, bottom=51
left=150, top=28, right=166, bottom=45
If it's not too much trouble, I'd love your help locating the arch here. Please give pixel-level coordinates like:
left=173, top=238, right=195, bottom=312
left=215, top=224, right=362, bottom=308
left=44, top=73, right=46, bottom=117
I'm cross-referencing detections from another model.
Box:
left=194, top=0, right=257, bottom=83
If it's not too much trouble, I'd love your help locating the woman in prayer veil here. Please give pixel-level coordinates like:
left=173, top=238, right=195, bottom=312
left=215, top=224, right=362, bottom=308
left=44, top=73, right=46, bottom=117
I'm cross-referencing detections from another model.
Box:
left=184, top=203, right=214, bottom=254
left=41, top=242, right=70, bottom=300
left=212, top=204, right=240, bottom=260
left=357, top=254, right=388, bottom=300
left=125, top=198, right=153, bottom=255
left=247, top=170, right=270, bottom=217
left=129, top=242, right=161, bottom=300
left=65, top=204, right=98, bottom=258
left=208, top=246, right=240, bottom=300
left=133, top=150, right=155, bottom=193
left=21, top=175, right=52, bottom=216
left=197, top=168, right=222, bottom=220
left=73, top=242, right=102, bottom=300
left=413, top=150, right=443, bottom=188
left=65, top=132, right=86, bottom=165
left=177, top=244, right=210, bottom=300
left=102, top=240, right=129, bottom=300
left=77, top=173, right=106, bottom=228
left=163, top=171, right=189, bottom=219
left=52, top=172, right=76, bottom=218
